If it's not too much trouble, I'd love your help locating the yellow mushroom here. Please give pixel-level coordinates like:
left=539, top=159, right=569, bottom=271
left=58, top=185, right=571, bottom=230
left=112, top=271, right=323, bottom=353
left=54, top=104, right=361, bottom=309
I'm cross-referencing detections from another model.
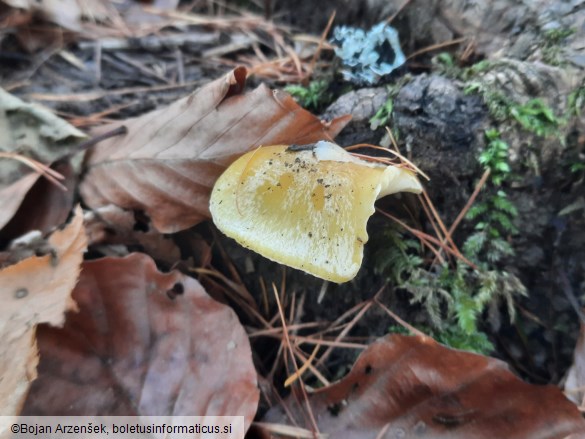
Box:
left=210, top=141, right=423, bottom=283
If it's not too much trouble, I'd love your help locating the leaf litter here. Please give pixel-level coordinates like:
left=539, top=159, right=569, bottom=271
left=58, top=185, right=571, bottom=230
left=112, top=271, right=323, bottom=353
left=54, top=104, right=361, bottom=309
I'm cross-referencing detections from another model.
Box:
left=0, top=14, right=584, bottom=435
left=0, top=206, right=86, bottom=419
left=0, top=88, right=84, bottom=242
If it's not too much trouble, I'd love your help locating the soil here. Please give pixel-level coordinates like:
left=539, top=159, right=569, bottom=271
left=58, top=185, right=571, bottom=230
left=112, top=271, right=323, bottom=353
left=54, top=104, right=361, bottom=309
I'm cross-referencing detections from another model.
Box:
left=1, top=0, right=585, bottom=412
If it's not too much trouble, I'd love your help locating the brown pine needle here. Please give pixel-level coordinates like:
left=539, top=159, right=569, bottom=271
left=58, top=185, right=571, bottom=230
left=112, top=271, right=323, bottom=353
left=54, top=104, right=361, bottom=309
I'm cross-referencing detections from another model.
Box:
left=420, top=188, right=466, bottom=264
left=292, top=336, right=366, bottom=350
left=307, top=10, right=336, bottom=81
left=285, top=343, right=321, bottom=387
left=0, top=152, right=66, bottom=190
left=377, top=207, right=477, bottom=270
left=249, top=322, right=323, bottom=338
left=375, top=299, right=428, bottom=338
left=346, top=140, right=431, bottom=181
left=432, top=168, right=491, bottom=265
left=385, top=0, right=413, bottom=24
left=407, top=37, right=468, bottom=60
left=272, top=284, right=321, bottom=436
left=292, top=345, right=330, bottom=388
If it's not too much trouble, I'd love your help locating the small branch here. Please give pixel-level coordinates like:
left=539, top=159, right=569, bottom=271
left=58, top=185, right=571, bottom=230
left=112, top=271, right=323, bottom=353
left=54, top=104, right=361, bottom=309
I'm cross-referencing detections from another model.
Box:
left=72, top=125, right=128, bottom=155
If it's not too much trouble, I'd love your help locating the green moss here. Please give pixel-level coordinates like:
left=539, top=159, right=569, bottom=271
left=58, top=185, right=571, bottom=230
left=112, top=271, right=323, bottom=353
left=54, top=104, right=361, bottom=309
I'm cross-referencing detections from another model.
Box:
left=370, top=97, right=394, bottom=130
left=284, top=80, right=333, bottom=112
left=465, top=81, right=563, bottom=137
left=369, top=76, right=411, bottom=130
left=374, top=127, right=527, bottom=355
left=541, top=28, right=575, bottom=66
left=387, top=324, right=494, bottom=355
left=567, top=84, right=585, bottom=117
left=509, top=99, right=562, bottom=137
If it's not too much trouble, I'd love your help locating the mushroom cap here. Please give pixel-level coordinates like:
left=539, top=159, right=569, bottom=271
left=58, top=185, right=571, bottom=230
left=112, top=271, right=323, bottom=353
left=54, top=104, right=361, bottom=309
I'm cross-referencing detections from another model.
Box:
left=210, top=141, right=422, bottom=283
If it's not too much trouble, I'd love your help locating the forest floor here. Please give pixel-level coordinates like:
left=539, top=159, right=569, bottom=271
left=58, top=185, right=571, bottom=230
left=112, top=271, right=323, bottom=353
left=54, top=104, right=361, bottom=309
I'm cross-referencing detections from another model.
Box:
left=1, top=0, right=585, bottom=437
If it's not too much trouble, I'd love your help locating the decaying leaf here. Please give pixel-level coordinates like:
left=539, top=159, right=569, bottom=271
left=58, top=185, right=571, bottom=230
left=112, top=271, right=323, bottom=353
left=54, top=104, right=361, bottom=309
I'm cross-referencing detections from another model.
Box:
left=0, top=172, right=40, bottom=233
left=83, top=205, right=182, bottom=266
left=0, top=161, right=75, bottom=246
left=263, top=335, right=585, bottom=438
left=0, top=88, right=85, bottom=233
left=22, top=253, right=259, bottom=431
left=79, top=66, right=350, bottom=233
left=2, top=0, right=115, bottom=32
left=210, top=142, right=422, bottom=283
left=0, top=206, right=86, bottom=418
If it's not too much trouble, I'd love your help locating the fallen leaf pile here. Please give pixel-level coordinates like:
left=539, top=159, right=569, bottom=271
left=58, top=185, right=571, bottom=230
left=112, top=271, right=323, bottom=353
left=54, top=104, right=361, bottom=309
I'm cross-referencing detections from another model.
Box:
left=1, top=65, right=584, bottom=439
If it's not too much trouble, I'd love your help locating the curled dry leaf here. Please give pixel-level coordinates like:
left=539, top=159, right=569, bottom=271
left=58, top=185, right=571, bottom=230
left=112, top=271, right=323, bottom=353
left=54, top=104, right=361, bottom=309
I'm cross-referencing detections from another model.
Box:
left=0, top=88, right=85, bottom=234
left=83, top=205, right=181, bottom=266
left=79, top=66, right=350, bottom=233
left=0, top=206, right=86, bottom=418
left=210, top=141, right=422, bottom=283
left=0, top=161, right=75, bottom=247
left=2, top=0, right=115, bottom=32
left=0, top=172, right=40, bottom=233
left=21, top=253, right=259, bottom=431
left=263, top=335, right=585, bottom=439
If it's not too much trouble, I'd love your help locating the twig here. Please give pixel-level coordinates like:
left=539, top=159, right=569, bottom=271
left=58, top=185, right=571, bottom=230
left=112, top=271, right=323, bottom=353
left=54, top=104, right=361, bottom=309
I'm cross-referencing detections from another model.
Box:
left=385, top=0, right=413, bottom=24
left=78, top=31, right=220, bottom=51
left=26, top=81, right=203, bottom=102
left=70, top=125, right=128, bottom=155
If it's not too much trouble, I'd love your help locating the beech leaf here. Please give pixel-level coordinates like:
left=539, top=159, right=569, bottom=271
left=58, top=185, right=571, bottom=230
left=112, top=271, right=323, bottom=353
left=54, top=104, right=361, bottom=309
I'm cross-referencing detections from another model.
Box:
left=0, top=88, right=85, bottom=233
left=263, top=335, right=585, bottom=438
left=0, top=206, right=86, bottom=418
left=79, top=66, right=350, bottom=233
left=0, top=161, right=75, bottom=246
left=21, top=253, right=259, bottom=432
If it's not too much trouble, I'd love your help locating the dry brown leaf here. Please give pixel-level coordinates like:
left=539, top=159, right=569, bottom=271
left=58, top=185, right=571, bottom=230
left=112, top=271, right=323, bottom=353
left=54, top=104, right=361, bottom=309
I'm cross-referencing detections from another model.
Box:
left=0, top=206, right=86, bottom=417
left=79, top=66, right=350, bottom=233
left=263, top=335, right=585, bottom=439
left=0, top=172, right=40, bottom=233
left=0, top=161, right=75, bottom=246
left=2, top=0, right=116, bottom=32
left=0, top=87, right=85, bottom=234
left=21, top=253, right=259, bottom=431
left=83, top=204, right=182, bottom=266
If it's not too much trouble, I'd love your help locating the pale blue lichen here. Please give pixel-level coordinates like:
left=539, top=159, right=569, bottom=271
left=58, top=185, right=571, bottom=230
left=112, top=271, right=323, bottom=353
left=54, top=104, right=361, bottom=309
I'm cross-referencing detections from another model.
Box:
left=331, top=22, right=406, bottom=85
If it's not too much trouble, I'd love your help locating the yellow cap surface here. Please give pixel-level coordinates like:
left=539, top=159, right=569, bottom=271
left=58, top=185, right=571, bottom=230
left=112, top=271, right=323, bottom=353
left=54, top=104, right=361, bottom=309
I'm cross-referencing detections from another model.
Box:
left=210, top=142, right=422, bottom=283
